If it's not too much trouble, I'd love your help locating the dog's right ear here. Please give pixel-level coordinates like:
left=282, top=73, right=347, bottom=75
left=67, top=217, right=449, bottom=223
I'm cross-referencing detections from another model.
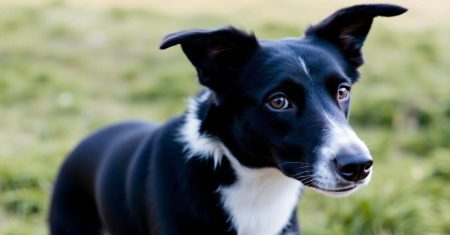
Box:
left=160, top=26, right=259, bottom=91
left=305, top=4, right=407, bottom=68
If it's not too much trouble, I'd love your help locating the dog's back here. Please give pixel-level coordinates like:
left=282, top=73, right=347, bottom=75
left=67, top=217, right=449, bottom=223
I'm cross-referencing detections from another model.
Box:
left=49, top=121, right=158, bottom=234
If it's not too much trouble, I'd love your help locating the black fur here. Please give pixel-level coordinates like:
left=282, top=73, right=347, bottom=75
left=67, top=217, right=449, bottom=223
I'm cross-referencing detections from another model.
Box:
left=49, top=4, right=406, bottom=235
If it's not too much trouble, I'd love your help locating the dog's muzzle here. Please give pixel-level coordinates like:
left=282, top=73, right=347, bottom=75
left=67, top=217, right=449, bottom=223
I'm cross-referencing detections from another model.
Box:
left=310, top=118, right=373, bottom=196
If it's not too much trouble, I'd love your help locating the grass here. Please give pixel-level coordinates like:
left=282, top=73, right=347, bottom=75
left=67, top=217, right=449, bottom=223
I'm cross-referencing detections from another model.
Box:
left=0, top=1, right=449, bottom=234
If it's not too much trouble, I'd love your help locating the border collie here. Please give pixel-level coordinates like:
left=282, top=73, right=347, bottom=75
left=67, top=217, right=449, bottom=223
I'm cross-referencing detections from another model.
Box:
left=49, top=4, right=406, bottom=235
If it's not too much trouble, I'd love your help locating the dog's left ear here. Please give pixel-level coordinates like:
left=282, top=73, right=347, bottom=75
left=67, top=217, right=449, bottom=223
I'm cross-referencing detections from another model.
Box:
left=160, top=26, right=259, bottom=92
left=305, top=4, right=407, bottom=67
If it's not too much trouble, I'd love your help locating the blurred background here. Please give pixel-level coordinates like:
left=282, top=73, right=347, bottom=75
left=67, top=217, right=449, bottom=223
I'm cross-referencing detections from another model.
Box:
left=0, top=0, right=449, bottom=234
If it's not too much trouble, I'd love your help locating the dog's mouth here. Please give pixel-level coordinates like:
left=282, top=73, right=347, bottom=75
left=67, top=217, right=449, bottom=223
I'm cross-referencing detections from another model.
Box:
left=310, top=183, right=359, bottom=194
left=286, top=172, right=365, bottom=197
left=311, top=184, right=357, bottom=192
left=301, top=178, right=361, bottom=196
left=277, top=162, right=358, bottom=194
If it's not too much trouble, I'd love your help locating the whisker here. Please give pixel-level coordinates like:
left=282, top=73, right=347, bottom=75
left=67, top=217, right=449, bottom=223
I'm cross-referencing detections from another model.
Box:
left=291, top=170, right=314, bottom=177
left=295, top=175, right=315, bottom=184
left=279, top=161, right=312, bottom=166
left=291, top=166, right=313, bottom=171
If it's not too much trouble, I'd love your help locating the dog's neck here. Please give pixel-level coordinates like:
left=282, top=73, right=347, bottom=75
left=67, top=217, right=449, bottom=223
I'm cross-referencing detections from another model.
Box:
left=178, top=90, right=303, bottom=235
left=178, top=90, right=225, bottom=167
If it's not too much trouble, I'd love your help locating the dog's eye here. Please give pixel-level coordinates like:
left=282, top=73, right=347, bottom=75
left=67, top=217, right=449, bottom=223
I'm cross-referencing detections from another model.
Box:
left=337, top=85, right=350, bottom=102
left=267, top=93, right=291, bottom=110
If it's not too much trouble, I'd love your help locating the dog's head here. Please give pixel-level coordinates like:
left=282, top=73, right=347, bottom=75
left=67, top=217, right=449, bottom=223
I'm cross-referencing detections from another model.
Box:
left=161, top=4, right=406, bottom=196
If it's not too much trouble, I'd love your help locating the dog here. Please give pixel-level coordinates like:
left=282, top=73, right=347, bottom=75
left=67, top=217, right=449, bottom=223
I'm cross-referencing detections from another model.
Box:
left=49, top=4, right=406, bottom=235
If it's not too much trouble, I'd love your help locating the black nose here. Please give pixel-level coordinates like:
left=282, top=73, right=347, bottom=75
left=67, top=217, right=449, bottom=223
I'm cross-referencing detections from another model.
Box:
left=333, top=154, right=373, bottom=182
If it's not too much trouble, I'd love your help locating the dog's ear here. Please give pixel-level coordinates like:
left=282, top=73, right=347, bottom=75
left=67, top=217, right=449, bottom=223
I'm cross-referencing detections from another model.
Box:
left=305, top=4, right=407, bottom=67
left=160, top=26, right=259, bottom=91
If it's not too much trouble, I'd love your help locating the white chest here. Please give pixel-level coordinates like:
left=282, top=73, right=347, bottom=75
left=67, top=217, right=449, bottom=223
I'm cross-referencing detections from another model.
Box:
left=219, top=166, right=302, bottom=235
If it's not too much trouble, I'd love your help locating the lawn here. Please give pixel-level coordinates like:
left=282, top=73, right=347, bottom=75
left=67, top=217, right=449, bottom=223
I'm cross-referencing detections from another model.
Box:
left=0, top=0, right=449, bottom=234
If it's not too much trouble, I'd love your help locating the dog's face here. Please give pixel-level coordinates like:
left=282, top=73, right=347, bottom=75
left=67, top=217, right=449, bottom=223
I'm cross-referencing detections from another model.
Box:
left=226, top=40, right=374, bottom=196
left=161, top=4, right=406, bottom=196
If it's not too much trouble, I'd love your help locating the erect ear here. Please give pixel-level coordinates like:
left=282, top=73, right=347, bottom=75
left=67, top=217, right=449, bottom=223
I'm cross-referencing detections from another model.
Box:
left=305, top=4, right=407, bottom=68
left=160, top=26, right=259, bottom=91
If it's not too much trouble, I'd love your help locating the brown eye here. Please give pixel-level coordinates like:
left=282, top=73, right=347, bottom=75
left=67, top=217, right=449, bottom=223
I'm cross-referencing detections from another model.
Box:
left=337, top=85, right=350, bottom=102
left=267, top=93, right=291, bottom=110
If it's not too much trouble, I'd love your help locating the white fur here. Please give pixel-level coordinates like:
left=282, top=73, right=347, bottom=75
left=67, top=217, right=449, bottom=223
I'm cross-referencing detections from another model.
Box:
left=220, top=149, right=302, bottom=235
left=297, top=56, right=311, bottom=79
left=178, top=91, right=224, bottom=168
left=178, top=94, right=303, bottom=235
left=314, top=112, right=372, bottom=197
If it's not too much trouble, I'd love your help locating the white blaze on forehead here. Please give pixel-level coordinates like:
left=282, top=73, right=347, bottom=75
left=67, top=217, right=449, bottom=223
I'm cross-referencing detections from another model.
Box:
left=297, top=56, right=311, bottom=79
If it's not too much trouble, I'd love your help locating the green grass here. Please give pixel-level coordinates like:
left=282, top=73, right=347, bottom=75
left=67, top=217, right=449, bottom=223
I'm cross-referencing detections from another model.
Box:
left=0, top=1, right=449, bottom=234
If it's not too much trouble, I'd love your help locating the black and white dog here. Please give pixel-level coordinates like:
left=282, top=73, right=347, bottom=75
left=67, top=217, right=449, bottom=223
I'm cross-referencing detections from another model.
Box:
left=49, top=4, right=406, bottom=235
